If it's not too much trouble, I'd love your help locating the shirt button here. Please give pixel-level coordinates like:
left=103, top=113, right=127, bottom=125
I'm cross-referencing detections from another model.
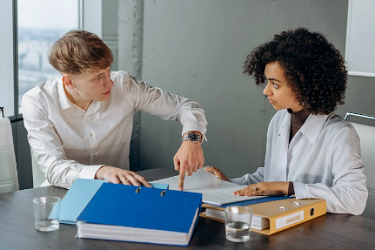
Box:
left=89, top=133, right=93, bottom=136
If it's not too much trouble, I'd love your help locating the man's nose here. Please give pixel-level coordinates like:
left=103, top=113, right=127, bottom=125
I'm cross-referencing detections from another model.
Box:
left=104, top=76, right=114, bottom=88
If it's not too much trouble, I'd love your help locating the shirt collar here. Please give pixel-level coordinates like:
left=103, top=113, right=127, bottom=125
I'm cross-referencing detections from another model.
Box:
left=278, top=110, right=329, bottom=145
left=86, top=101, right=101, bottom=116
left=57, top=77, right=101, bottom=115
left=57, top=77, right=71, bottom=111
left=300, top=114, right=330, bottom=145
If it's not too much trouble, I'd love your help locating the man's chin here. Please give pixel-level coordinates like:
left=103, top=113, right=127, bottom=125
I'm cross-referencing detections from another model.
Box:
left=96, top=95, right=111, bottom=102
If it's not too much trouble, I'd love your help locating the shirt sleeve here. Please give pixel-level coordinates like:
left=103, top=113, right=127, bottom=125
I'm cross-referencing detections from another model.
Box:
left=22, top=94, right=103, bottom=189
left=230, top=167, right=265, bottom=185
left=293, top=125, right=368, bottom=215
left=123, top=74, right=207, bottom=138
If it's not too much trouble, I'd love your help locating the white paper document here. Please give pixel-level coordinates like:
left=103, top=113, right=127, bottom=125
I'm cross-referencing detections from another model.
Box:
left=151, top=169, right=265, bottom=206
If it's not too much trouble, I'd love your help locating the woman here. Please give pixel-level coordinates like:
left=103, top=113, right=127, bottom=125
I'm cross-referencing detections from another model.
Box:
left=206, top=28, right=367, bottom=215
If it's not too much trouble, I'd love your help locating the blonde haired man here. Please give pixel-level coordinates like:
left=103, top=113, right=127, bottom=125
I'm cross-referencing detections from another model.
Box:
left=22, top=30, right=207, bottom=190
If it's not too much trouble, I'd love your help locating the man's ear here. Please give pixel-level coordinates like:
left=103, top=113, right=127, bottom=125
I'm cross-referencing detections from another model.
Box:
left=62, top=74, right=75, bottom=89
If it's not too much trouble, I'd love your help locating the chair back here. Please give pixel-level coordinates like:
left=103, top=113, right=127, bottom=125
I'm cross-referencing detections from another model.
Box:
left=0, top=116, right=19, bottom=193
left=345, top=112, right=375, bottom=219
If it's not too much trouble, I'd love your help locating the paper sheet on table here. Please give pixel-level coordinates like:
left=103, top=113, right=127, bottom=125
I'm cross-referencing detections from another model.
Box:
left=151, top=169, right=265, bottom=206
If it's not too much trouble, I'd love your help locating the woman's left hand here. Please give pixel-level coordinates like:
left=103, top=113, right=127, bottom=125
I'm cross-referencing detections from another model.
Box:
left=234, top=182, right=289, bottom=196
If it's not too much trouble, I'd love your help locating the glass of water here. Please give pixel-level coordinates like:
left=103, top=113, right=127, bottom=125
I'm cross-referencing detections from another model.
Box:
left=33, top=196, right=61, bottom=232
left=225, top=206, right=253, bottom=242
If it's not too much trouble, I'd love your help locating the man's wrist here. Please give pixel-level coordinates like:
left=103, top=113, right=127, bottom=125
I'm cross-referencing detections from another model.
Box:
left=182, top=131, right=203, bottom=143
left=94, top=166, right=107, bottom=179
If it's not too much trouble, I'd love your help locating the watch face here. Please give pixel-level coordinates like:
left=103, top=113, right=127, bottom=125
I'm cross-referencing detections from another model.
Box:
left=188, top=132, right=199, bottom=141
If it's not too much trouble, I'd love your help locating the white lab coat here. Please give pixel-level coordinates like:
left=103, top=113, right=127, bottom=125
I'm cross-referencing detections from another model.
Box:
left=231, top=110, right=368, bottom=215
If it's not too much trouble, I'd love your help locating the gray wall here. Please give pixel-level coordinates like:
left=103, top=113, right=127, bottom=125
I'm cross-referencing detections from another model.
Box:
left=138, top=0, right=375, bottom=178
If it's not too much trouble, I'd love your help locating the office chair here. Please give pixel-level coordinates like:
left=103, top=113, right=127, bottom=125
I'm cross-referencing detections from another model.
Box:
left=0, top=107, right=19, bottom=193
left=345, top=112, right=375, bottom=220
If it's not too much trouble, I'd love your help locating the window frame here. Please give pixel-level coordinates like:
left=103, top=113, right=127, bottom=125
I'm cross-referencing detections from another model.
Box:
left=12, top=0, right=19, bottom=121
left=0, top=0, right=16, bottom=120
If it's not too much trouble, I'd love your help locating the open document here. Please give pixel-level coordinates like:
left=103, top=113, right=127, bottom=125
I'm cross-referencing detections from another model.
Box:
left=151, top=169, right=265, bottom=206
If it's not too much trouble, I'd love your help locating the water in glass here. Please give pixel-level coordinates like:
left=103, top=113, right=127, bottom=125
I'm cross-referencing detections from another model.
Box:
left=225, top=221, right=250, bottom=242
left=35, top=219, right=59, bottom=232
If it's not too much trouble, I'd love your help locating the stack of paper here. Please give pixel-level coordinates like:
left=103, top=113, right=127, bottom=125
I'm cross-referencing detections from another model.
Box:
left=76, top=183, right=202, bottom=246
left=151, top=169, right=265, bottom=206
left=205, top=208, right=269, bottom=230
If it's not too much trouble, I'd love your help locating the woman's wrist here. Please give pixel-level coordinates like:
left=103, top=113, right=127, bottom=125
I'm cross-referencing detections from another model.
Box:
left=287, top=181, right=295, bottom=196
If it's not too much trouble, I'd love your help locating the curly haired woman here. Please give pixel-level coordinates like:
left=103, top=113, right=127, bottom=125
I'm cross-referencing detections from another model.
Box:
left=206, top=28, right=367, bottom=215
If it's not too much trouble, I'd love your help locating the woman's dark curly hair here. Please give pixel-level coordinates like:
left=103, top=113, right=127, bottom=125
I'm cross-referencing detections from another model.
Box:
left=243, top=28, right=347, bottom=115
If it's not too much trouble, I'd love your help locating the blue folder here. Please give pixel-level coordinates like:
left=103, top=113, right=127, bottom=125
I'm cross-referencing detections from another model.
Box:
left=59, top=179, right=169, bottom=225
left=76, top=183, right=202, bottom=246
left=60, top=179, right=106, bottom=224
left=219, top=196, right=294, bottom=208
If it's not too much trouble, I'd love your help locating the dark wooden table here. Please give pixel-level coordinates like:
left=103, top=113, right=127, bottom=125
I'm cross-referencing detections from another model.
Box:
left=1, top=168, right=375, bottom=250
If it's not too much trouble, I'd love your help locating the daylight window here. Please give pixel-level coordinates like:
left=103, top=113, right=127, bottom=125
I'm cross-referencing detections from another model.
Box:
left=18, top=0, right=79, bottom=113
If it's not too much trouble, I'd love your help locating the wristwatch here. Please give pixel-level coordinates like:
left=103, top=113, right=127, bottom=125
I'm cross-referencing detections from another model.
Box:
left=182, top=131, right=203, bottom=143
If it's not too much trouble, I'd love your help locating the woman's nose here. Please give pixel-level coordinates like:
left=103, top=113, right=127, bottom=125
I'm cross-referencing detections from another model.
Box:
left=263, top=82, right=272, bottom=96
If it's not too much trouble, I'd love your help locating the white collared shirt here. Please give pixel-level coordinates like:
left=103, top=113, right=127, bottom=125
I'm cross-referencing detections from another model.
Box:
left=22, top=71, right=207, bottom=189
left=231, top=109, right=368, bottom=215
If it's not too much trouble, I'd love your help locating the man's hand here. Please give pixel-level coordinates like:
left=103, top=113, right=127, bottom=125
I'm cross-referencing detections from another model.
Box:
left=174, top=141, right=204, bottom=191
left=233, top=181, right=289, bottom=196
left=204, top=166, right=230, bottom=181
left=95, top=166, right=151, bottom=187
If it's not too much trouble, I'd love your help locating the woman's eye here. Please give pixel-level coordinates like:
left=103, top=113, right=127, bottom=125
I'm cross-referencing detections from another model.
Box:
left=273, top=83, right=278, bottom=88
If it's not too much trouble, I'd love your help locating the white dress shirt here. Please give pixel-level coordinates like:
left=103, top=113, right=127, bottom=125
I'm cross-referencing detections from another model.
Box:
left=231, top=110, right=368, bottom=215
left=22, top=71, right=207, bottom=189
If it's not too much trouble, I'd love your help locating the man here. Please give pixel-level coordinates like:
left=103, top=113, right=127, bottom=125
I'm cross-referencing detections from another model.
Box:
left=22, top=30, right=207, bottom=190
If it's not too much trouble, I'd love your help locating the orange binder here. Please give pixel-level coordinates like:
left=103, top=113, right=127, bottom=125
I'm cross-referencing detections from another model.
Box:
left=200, top=198, right=326, bottom=235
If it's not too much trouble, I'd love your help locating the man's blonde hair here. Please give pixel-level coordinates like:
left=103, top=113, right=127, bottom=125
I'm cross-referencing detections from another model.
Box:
left=49, top=30, right=114, bottom=74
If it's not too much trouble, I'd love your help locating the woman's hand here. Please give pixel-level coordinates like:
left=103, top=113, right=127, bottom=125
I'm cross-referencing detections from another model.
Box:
left=204, top=166, right=230, bottom=181
left=234, top=181, right=289, bottom=196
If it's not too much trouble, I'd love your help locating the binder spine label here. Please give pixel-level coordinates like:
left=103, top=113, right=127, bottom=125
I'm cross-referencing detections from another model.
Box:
left=275, top=211, right=304, bottom=230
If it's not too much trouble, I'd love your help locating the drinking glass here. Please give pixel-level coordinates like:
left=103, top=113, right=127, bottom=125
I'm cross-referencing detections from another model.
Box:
left=33, top=196, right=61, bottom=232
left=225, top=206, right=252, bottom=242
